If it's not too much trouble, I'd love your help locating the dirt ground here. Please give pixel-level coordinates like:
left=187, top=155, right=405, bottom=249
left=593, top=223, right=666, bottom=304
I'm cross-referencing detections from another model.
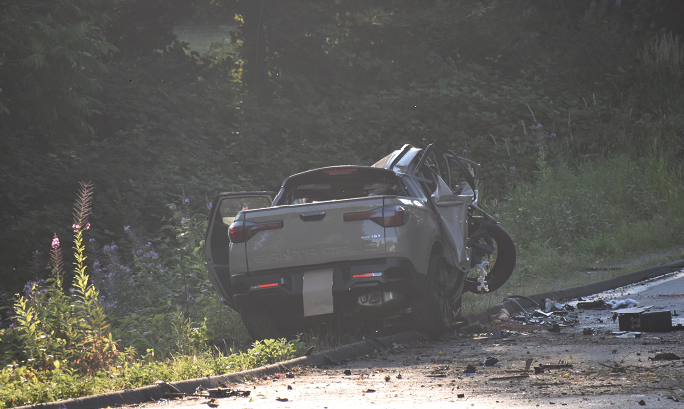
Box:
left=131, top=274, right=684, bottom=409
left=156, top=317, right=683, bottom=408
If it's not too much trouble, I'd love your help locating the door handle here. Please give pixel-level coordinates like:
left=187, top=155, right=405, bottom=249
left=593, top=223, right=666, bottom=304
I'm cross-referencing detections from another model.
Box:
left=300, top=211, right=326, bottom=221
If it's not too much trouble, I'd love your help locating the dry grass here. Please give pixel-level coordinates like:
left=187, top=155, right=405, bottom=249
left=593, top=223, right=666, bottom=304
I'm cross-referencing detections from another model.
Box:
left=638, top=30, right=684, bottom=74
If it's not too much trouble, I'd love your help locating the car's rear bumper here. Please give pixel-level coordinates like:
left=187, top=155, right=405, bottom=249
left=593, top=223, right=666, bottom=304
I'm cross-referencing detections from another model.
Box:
left=231, top=257, right=425, bottom=319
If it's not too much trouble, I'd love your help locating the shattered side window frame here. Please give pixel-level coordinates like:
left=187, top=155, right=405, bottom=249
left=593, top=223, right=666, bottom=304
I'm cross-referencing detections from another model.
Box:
left=401, top=175, right=429, bottom=202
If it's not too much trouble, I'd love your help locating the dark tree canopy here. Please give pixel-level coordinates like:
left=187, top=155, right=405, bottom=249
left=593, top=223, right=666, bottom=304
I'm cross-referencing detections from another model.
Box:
left=0, top=0, right=683, bottom=293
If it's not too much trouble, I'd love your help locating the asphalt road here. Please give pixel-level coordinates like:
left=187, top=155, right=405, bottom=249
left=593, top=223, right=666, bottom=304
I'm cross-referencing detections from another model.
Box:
left=124, top=269, right=684, bottom=409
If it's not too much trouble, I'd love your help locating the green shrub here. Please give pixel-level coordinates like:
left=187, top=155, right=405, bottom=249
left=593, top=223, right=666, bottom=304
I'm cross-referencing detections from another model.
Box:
left=0, top=336, right=306, bottom=409
left=86, top=196, right=247, bottom=357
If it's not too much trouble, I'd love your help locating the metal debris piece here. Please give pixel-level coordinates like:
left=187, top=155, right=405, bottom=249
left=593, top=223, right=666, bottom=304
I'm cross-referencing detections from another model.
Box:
left=489, top=375, right=529, bottom=381
left=207, top=388, right=251, bottom=398
left=476, top=261, right=490, bottom=293
left=618, top=310, right=672, bottom=332
left=524, top=358, right=534, bottom=372
left=534, top=361, right=573, bottom=374
left=463, top=364, right=477, bottom=376
left=649, top=353, right=681, bottom=361
left=544, top=299, right=564, bottom=312
left=605, top=298, right=639, bottom=309
left=483, top=356, right=498, bottom=366
left=577, top=300, right=606, bottom=309
left=615, top=331, right=642, bottom=338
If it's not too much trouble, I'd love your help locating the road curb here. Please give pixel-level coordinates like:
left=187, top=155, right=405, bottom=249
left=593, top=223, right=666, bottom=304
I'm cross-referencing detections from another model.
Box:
left=16, top=258, right=684, bottom=409
left=466, top=258, right=684, bottom=326
left=16, top=332, right=427, bottom=409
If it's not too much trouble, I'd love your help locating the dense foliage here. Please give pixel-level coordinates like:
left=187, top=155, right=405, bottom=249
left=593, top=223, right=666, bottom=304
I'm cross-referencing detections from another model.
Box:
left=1, top=1, right=684, bottom=405
left=2, top=0, right=683, bottom=293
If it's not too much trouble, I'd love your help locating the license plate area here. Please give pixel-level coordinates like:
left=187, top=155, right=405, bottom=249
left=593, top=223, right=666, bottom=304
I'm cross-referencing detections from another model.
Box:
left=302, top=268, right=334, bottom=317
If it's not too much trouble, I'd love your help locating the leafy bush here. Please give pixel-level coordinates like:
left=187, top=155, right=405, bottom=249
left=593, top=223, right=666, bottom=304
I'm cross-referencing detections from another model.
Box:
left=86, top=195, right=248, bottom=356
left=1, top=182, right=118, bottom=375
left=496, top=143, right=684, bottom=252
left=0, top=337, right=305, bottom=409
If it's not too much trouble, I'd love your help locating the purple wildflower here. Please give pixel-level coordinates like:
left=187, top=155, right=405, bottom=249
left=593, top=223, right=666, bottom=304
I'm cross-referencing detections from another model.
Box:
left=51, top=236, right=60, bottom=249
left=509, top=166, right=517, bottom=173
left=537, top=123, right=543, bottom=129
left=124, top=225, right=131, bottom=232
left=207, top=202, right=213, bottom=210
left=183, top=198, right=190, bottom=205
left=550, top=133, right=557, bottom=139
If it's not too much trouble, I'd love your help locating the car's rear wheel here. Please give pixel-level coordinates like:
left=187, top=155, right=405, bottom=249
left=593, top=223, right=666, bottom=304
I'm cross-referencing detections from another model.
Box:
left=465, top=219, right=516, bottom=293
left=412, top=254, right=461, bottom=338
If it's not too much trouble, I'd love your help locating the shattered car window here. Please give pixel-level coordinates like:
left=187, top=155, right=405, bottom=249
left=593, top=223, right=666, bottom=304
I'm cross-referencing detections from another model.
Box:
left=277, top=168, right=408, bottom=205
left=219, top=196, right=271, bottom=224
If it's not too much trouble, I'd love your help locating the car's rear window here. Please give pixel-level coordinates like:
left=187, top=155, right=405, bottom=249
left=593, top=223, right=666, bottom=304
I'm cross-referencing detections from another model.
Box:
left=276, top=167, right=406, bottom=205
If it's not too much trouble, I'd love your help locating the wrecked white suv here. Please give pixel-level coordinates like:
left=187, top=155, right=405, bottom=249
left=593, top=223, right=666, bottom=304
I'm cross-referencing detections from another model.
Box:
left=205, top=144, right=516, bottom=339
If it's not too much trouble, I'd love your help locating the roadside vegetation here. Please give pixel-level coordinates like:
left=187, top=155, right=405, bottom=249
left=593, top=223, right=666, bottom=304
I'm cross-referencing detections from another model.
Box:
left=1, top=1, right=684, bottom=407
left=462, top=145, right=684, bottom=314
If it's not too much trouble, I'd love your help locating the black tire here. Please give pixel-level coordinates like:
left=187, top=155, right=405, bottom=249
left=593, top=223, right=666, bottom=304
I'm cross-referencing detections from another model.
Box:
left=465, top=220, right=516, bottom=294
left=412, top=254, right=461, bottom=338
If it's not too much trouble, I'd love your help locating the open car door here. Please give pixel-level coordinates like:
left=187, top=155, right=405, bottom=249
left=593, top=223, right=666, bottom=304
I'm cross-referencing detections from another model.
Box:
left=204, top=192, right=274, bottom=310
left=418, top=146, right=479, bottom=273
left=430, top=174, right=474, bottom=272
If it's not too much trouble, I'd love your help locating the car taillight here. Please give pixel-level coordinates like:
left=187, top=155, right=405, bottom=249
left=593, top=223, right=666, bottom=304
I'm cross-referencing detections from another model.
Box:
left=251, top=282, right=280, bottom=290
left=229, top=220, right=284, bottom=243
left=352, top=272, right=383, bottom=278
left=343, top=205, right=406, bottom=227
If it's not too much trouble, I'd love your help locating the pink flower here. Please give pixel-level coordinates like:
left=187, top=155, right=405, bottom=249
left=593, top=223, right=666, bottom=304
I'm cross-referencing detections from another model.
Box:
left=51, top=235, right=60, bottom=249
left=73, top=223, right=91, bottom=232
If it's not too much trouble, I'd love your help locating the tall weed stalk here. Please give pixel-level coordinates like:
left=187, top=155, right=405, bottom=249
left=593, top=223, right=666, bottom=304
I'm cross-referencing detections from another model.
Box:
left=8, top=182, right=118, bottom=375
